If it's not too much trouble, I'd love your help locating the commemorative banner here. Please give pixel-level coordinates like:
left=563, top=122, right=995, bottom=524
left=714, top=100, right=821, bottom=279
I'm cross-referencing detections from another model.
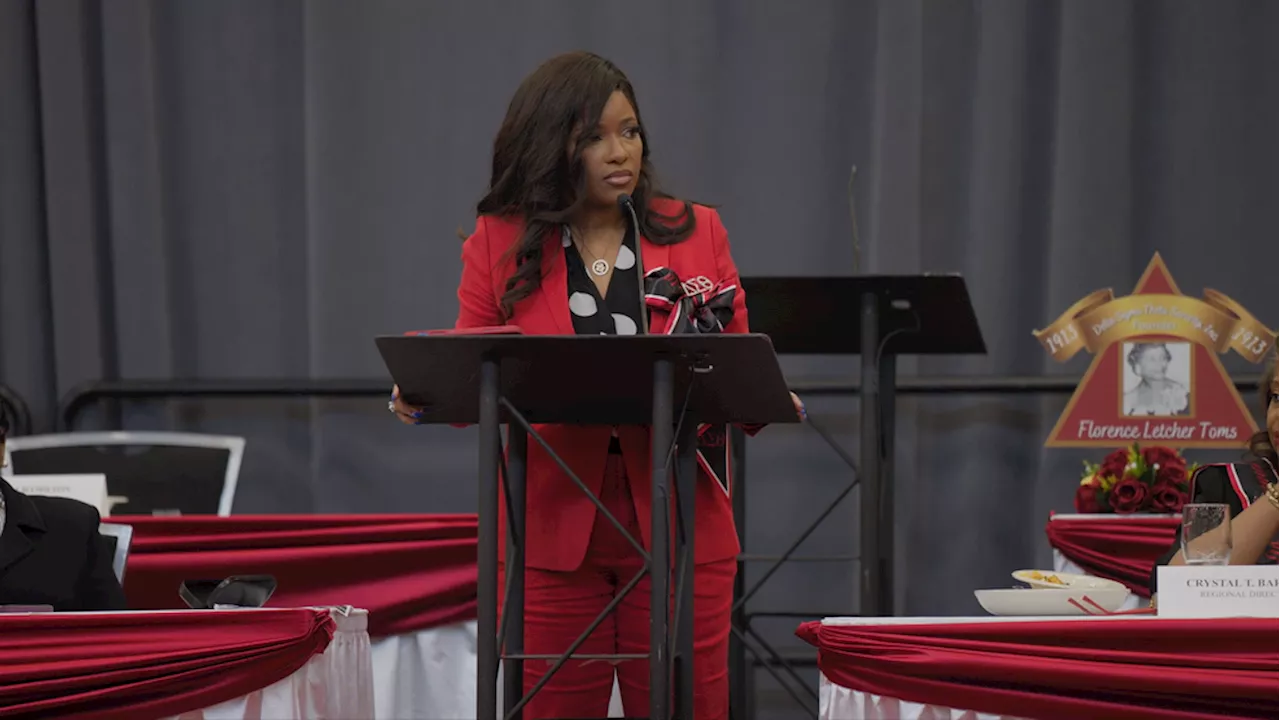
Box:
left=1036, top=253, right=1275, bottom=448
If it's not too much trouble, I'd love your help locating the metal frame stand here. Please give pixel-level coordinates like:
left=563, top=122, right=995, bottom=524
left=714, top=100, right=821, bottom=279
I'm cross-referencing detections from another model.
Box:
left=476, top=357, right=701, bottom=720
left=727, top=292, right=900, bottom=719
left=859, top=291, right=898, bottom=618
left=726, top=415, right=866, bottom=719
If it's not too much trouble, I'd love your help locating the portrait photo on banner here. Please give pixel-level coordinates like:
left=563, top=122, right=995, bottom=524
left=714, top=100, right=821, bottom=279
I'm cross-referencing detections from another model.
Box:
left=1121, top=341, right=1191, bottom=418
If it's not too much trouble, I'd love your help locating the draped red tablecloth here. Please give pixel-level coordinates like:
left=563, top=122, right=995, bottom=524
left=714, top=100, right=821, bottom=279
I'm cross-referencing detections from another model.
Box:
left=798, top=617, right=1279, bottom=720
left=0, top=608, right=333, bottom=720
left=120, top=514, right=478, bottom=637
left=1045, top=514, right=1179, bottom=596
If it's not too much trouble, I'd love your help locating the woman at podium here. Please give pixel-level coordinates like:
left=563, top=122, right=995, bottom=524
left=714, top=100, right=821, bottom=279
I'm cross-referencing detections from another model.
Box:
left=1151, top=355, right=1278, bottom=592
left=391, top=52, right=799, bottom=718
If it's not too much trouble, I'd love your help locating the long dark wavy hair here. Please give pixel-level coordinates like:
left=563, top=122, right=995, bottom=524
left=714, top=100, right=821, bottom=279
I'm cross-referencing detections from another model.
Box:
left=1247, top=353, right=1277, bottom=465
left=477, top=52, right=695, bottom=317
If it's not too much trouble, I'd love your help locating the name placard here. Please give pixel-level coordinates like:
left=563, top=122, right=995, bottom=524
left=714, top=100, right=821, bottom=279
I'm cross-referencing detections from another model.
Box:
left=7, top=474, right=110, bottom=517
left=1157, top=565, right=1280, bottom=618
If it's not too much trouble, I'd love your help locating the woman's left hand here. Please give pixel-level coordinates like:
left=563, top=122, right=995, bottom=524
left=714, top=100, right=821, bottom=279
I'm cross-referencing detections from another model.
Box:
left=791, top=392, right=806, bottom=421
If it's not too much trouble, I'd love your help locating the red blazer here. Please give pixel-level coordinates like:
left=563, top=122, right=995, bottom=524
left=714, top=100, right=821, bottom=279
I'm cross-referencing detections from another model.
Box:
left=455, top=199, right=747, bottom=571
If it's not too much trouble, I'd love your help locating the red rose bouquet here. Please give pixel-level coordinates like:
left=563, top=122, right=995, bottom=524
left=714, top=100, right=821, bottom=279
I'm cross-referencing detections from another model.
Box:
left=1074, top=443, right=1195, bottom=514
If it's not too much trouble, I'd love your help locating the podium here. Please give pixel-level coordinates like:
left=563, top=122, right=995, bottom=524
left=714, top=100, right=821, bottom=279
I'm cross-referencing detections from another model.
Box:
left=730, top=275, right=984, bottom=717
left=376, top=333, right=797, bottom=720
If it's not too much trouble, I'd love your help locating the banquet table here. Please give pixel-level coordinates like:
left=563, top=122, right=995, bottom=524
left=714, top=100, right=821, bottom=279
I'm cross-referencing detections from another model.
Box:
left=0, top=606, right=371, bottom=720
left=798, top=615, right=1279, bottom=720
left=117, top=514, right=478, bottom=719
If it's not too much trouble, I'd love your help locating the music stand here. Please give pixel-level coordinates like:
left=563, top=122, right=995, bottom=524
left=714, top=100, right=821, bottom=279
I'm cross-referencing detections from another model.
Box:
left=729, top=275, right=985, bottom=717
left=377, top=333, right=797, bottom=720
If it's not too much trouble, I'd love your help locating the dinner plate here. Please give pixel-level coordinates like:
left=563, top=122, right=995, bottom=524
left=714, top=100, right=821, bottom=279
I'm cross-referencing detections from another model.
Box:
left=974, top=587, right=1131, bottom=616
left=1012, top=569, right=1127, bottom=592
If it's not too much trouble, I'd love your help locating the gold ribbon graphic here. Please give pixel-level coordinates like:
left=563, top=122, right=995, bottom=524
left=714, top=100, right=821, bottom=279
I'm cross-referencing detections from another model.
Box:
left=1033, top=288, right=1275, bottom=363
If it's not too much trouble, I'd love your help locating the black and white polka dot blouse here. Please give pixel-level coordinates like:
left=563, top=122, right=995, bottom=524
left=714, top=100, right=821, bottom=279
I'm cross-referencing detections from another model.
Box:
left=562, top=225, right=643, bottom=336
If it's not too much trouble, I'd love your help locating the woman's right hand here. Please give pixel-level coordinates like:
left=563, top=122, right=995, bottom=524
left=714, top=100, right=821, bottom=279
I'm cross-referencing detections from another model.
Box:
left=389, top=385, right=427, bottom=425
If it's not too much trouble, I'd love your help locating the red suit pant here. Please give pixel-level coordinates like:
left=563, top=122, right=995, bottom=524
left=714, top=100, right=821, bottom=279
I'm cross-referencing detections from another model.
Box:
left=500, top=451, right=736, bottom=719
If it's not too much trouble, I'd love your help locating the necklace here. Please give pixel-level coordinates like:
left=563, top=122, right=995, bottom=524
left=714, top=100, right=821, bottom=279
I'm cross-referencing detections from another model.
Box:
left=569, top=226, right=613, bottom=276
left=583, top=248, right=610, bottom=277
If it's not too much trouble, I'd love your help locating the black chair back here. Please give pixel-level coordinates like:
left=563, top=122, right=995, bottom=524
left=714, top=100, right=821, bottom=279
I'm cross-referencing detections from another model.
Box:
left=6, top=432, right=244, bottom=516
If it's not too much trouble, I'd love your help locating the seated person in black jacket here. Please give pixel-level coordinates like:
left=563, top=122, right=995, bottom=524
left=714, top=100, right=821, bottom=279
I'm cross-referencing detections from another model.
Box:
left=1151, top=355, right=1279, bottom=597
left=0, top=408, right=127, bottom=610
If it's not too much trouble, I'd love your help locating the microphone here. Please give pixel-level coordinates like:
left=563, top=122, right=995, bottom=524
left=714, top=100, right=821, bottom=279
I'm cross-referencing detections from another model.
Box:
left=618, top=193, right=650, bottom=334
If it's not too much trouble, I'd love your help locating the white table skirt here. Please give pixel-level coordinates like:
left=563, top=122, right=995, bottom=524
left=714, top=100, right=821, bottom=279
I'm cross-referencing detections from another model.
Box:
left=820, top=674, right=1024, bottom=720
left=173, top=607, right=374, bottom=720
left=371, top=621, right=479, bottom=720
left=165, top=617, right=614, bottom=719
left=179, top=616, right=484, bottom=720
left=375, top=620, right=627, bottom=719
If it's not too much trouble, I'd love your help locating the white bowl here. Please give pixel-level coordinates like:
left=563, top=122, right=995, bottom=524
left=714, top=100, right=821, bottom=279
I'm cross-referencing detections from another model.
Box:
left=1012, top=569, right=1127, bottom=592
left=975, top=587, right=1132, bottom=616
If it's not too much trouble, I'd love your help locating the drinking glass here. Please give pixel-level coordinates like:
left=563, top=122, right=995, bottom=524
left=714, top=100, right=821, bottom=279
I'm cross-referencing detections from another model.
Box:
left=1181, top=503, right=1232, bottom=566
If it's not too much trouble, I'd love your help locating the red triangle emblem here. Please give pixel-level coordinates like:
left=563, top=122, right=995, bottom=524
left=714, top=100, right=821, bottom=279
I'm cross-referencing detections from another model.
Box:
left=1041, top=254, right=1271, bottom=449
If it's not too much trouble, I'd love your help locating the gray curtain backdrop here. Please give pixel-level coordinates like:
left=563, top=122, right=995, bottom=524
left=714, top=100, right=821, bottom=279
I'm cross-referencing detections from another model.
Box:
left=1, top=0, right=1276, bottom=710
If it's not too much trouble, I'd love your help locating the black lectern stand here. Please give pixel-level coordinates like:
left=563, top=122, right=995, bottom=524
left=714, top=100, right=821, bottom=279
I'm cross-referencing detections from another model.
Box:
left=746, top=275, right=985, bottom=614
left=729, top=276, right=985, bottom=717
left=376, top=334, right=797, bottom=720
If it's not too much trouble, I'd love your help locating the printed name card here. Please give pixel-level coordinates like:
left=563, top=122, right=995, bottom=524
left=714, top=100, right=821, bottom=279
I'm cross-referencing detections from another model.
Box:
left=1157, top=565, right=1280, bottom=618
left=7, top=474, right=110, bottom=517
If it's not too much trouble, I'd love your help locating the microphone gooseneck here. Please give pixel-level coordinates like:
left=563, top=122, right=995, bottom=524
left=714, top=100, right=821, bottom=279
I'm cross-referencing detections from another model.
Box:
left=618, top=194, right=650, bottom=334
